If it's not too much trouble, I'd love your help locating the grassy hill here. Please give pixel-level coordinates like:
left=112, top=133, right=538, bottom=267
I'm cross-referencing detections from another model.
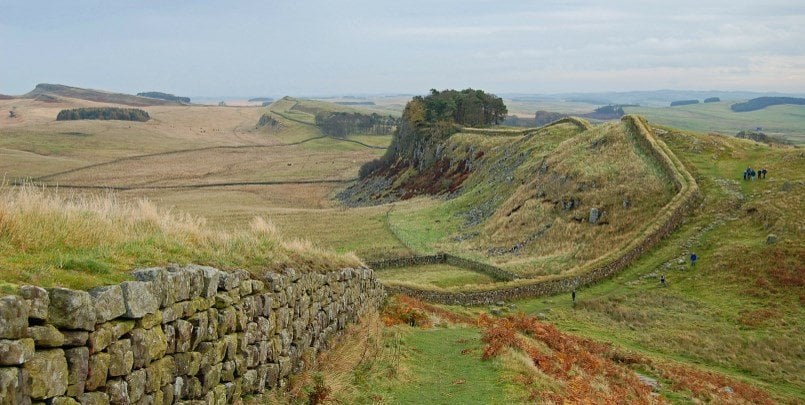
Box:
left=294, top=123, right=803, bottom=403
left=2, top=89, right=802, bottom=402
left=23, top=83, right=179, bottom=107
left=343, top=96, right=679, bottom=280
left=625, top=101, right=805, bottom=144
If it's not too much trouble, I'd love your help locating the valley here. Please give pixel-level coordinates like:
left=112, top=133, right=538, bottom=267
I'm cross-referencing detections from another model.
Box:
left=0, top=86, right=802, bottom=403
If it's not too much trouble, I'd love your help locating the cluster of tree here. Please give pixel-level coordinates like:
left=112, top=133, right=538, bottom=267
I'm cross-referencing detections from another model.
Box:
left=56, top=108, right=150, bottom=122
left=730, top=96, right=805, bottom=112
left=534, top=110, right=570, bottom=126
left=137, top=92, right=190, bottom=104
left=314, top=112, right=398, bottom=137
left=248, top=97, right=273, bottom=102
left=704, top=97, right=720, bottom=103
left=415, top=88, right=507, bottom=126
left=534, top=105, right=627, bottom=125
left=583, top=105, right=626, bottom=120
left=501, top=115, right=537, bottom=127
left=670, top=100, right=700, bottom=107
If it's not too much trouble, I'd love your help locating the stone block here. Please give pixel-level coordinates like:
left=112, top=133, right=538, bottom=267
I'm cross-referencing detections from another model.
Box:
left=28, top=324, right=65, bottom=347
left=47, top=288, right=95, bottom=331
left=50, top=397, right=79, bottom=405
left=85, top=352, right=110, bottom=391
left=197, top=266, right=221, bottom=299
left=24, top=348, right=68, bottom=399
left=167, top=269, right=191, bottom=303
left=137, top=311, right=163, bottom=330
left=217, top=271, right=241, bottom=291
left=105, top=378, right=128, bottom=404
left=0, top=295, right=28, bottom=339
left=88, top=285, right=126, bottom=324
left=133, top=267, right=174, bottom=307
left=80, top=391, right=109, bottom=405
left=107, top=339, right=133, bottom=377
left=61, top=331, right=89, bottom=347
left=0, top=366, right=29, bottom=404
left=20, top=285, right=48, bottom=321
left=88, top=327, right=112, bottom=354
left=161, top=382, right=174, bottom=405
left=130, top=328, right=167, bottom=369
left=125, top=368, right=146, bottom=403
left=120, top=281, right=159, bottom=318
left=173, top=319, right=192, bottom=353
left=174, top=352, right=201, bottom=377
left=65, top=347, right=89, bottom=397
left=143, top=356, right=170, bottom=394
left=0, top=338, right=34, bottom=365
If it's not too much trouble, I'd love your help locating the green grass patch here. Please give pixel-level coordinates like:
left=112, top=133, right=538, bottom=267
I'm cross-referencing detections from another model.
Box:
left=368, top=326, right=522, bottom=404
left=376, top=264, right=496, bottom=289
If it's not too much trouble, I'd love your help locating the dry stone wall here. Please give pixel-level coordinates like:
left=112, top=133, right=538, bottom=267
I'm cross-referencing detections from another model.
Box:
left=382, top=115, right=701, bottom=305
left=369, top=253, right=519, bottom=282
left=0, top=265, right=384, bottom=404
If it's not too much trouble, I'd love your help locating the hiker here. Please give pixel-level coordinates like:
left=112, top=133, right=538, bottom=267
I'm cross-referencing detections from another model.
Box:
left=743, top=170, right=748, bottom=181
left=690, top=253, right=697, bottom=268
left=762, top=169, right=767, bottom=179
left=660, top=274, right=667, bottom=287
left=571, top=289, right=576, bottom=304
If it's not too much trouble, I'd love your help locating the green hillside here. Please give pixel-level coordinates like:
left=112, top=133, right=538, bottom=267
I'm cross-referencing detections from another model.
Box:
left=624, top=101, right=805, bottom=144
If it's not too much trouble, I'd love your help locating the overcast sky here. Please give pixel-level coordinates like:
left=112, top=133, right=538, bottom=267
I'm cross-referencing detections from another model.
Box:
left=1, top=0, right=804, bottom=96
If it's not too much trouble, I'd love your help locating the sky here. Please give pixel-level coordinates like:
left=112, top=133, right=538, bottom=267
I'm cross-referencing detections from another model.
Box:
left=1, top=0, right=804, bottom=97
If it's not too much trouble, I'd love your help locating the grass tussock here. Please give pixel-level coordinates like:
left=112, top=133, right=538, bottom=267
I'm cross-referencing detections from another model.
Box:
left=0, top=184, right=361, bottom=291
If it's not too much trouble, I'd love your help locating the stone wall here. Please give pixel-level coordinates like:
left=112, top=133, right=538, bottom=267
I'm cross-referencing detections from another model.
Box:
left=382, top=115, right=701, bottom=305
left=368, top=253, right=519, bottom=282
left=0, top=265, right=384, bottom=404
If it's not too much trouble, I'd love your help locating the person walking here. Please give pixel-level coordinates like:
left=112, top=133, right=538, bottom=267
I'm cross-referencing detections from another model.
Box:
left=690, top=253, right=697, bottom=268
left=571, top=289, right=576, bottom=305
left=661, top=274, right=667, bottom=287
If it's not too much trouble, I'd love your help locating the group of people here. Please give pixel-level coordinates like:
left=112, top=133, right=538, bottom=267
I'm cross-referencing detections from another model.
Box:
left=743, top=167, right=768, bottom=180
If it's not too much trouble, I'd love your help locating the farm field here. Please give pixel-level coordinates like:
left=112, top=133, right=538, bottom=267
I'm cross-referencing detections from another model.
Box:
left=625, top=101, right=805, bottom=144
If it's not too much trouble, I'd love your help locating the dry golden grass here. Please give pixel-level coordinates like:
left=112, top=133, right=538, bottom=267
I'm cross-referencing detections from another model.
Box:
left=0, top=183, right=361, bottom=290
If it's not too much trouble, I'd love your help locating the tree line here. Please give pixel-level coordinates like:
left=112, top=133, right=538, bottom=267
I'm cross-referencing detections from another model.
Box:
left=56, top=107, right=150, bottom=122
left=315, top=112, right=398, bottom=137
left=730, top=96, right=805, bottom=112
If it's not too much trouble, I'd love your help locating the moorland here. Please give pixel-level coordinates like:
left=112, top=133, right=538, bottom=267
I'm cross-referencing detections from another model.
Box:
left=1, top=84, right=802, bottom=403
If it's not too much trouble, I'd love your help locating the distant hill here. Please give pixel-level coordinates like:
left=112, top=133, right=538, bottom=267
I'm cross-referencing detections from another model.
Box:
left=23, top=83, right=178, bottom=107
left=248, top=97, right=274, bottom=103
left=730, top=96, right=805, bottom=112
left=0, top=94, right=13, bottom=100
left=137, top=91, right=190, bottom=104
left=335, top=101, right=376, bottom=106
left=703, top=97, right=720, bottom=103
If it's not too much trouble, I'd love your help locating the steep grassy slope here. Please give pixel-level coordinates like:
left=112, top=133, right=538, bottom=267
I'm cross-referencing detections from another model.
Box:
left=345, top=111, right=677, bottom=279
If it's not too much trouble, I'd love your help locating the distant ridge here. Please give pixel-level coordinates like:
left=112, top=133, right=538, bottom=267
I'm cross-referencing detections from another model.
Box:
left=23, top=83, right=179, bottom=107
